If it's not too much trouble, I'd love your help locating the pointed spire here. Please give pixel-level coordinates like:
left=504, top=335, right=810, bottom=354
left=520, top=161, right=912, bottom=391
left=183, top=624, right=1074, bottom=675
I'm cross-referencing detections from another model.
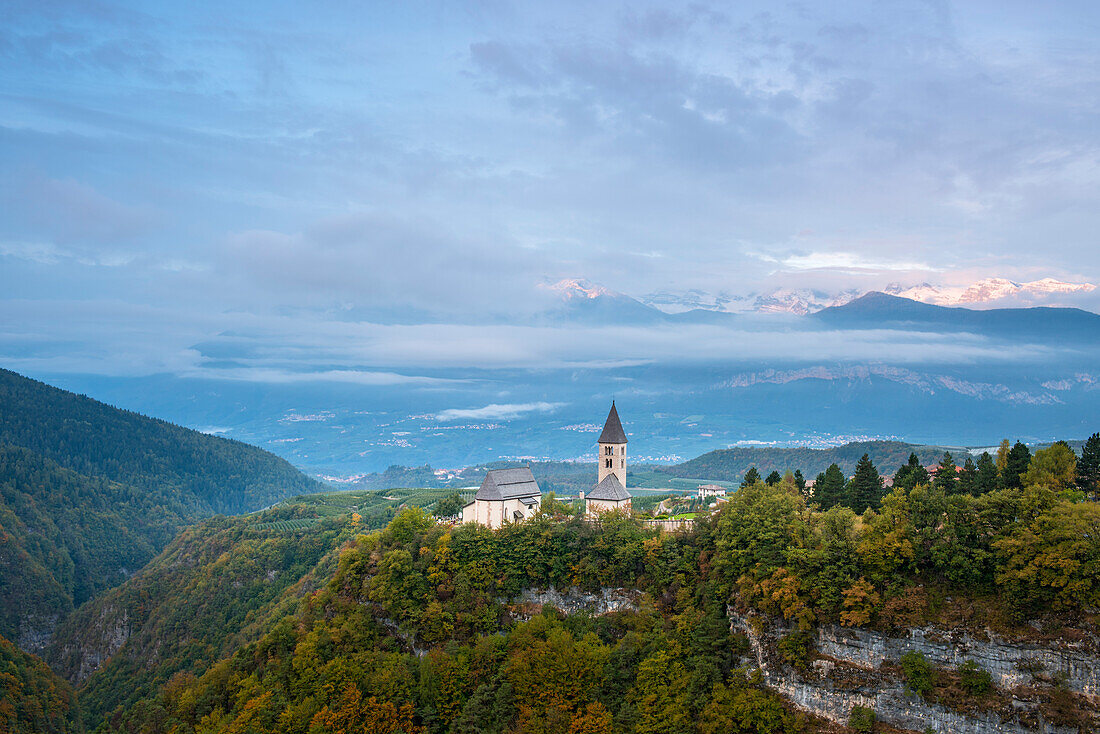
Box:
left=598, top=401, right=627, bottom=444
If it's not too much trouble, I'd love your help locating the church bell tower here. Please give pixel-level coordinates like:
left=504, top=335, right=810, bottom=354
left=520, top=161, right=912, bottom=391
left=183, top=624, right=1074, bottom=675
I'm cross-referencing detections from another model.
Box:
left=597, top=401, right=628, bottom=487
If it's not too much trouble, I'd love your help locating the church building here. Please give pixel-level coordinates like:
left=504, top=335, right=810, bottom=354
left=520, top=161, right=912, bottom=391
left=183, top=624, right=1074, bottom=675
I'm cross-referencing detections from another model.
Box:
left=585, top=402, right=632, bottom=515
left=461, top=466, right=542, bottom=529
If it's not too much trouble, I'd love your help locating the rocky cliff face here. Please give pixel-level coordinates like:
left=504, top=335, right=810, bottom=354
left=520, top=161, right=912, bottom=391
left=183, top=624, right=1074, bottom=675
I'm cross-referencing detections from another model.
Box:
left=514, top=587, right=643, bottom=618
left=731, top=611, right=1097, bottom=733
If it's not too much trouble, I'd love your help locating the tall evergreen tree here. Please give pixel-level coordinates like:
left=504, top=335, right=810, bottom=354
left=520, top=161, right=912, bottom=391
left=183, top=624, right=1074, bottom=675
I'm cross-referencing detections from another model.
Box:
left=1077, top=432, right=1100, bottom=496
left=975, top=451, right=1000, bottom=494
left=1003, top=441, right=1031, bottom=489
left=996, top=439, right=1011, bottom=473
left=741, top=467, right=761, bottom=488
left=846, top=454, right=884, bottom=512
left=894, top=453, right=930, bottom=491
left=957, top=456, right=978, bottom=496
left=815, top=463, right=847, bottom=510
left=933, top=452, right=958, bottom=494
left=765, top=470, right=782, bottom=486
left=793, top=470, right=807, bottom=493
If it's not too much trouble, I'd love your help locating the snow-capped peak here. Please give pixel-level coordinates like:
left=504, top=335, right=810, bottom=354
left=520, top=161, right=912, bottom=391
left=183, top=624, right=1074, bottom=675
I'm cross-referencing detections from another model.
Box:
left=542, top=278, right=616, bottom=301
left=886, top=278, right=1096, bottom=306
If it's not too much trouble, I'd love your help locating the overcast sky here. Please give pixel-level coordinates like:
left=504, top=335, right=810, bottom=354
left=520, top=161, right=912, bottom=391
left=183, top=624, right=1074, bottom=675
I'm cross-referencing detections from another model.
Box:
left=2, top=1, right=1099, bottom=378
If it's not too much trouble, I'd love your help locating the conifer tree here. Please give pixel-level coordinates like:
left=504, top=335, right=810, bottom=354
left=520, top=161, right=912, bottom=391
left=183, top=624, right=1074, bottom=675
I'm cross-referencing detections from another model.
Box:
left=996, top=439, right=1011, bottom=472
left=1077, top=432, right=1100, bottom=495
left=1003, top=441, right=1031, bottom=489
left=741, top=467, right=761, bottom=488
left=958, top=455, right=978, bottom=496
left=933, top=452, right=958, bottom=494
left=793, top=470, right=807, bottom=493
left=893, top=453, right=929, bottom=491
left=846, top=454, right=883, bottom=512
left=765, top=470, right=782, bottom=486
left=975, top=451, right=1000, bottom=494
left=814, top=464, right=847, bottom=510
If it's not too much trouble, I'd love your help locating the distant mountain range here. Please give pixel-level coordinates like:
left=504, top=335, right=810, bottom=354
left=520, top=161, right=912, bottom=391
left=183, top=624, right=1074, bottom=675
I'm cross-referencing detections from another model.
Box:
left=634, top=276, right=1096, bottom=316
left=814, top=291, right=1100, bottom=343
left=545, top=279, right=1100, bottom=342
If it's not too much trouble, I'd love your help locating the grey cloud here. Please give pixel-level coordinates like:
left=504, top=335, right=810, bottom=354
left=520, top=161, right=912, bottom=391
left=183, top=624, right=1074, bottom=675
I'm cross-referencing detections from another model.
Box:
left=222, top=213, right=557, bottom=317
left=1, top=173, right=158, bottom=247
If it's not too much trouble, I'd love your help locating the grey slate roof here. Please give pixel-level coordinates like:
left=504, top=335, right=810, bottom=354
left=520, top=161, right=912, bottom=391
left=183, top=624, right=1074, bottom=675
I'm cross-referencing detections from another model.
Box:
left=475, top=467, right=542, bottom=502
left=588, top=473, right=631, bottom=501
left=598, top=402, right=628, bottom=444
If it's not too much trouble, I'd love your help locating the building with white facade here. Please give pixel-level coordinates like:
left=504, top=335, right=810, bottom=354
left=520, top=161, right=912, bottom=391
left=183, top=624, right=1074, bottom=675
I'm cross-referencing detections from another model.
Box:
left=461, top=467, right=542, bottom=529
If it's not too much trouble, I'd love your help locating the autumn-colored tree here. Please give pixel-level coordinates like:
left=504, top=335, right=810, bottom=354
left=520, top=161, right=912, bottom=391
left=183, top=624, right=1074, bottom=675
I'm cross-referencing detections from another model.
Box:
left=1020, top=442, right=1077, bottom=491
left=568, top=701, right=614, bottom=734
left=996, top=439, right=1011, bottom=472
left=857, top=488, right=916, bottom=583
left=839, top=578, right=880, bottom=627
left=993, top=501, right=1100, bottom=615
left=310, top=684, right=424, bottom=734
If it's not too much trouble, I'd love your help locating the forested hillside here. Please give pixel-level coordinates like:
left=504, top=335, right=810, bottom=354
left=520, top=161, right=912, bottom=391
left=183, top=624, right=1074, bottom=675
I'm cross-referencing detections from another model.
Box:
left=0, top=369, right=321, bottom=515
left=47, top=508, right=358, bottom=729
left=0, top=634, right=82, bottom=733
left=0, top=446, right=185, bottom=650
left=0, top=368, right=324, bottom=653
left=81, top=440, right=1099, bottom=733
left=662, top=440, right=950, bottom=482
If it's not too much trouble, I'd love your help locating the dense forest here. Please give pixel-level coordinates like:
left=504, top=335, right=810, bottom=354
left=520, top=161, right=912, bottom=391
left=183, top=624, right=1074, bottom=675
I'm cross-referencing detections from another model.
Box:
left=2, top=368, right=1098, bottom=732
left=663, top=441, right=954, bottom=484
left=0, top=369, right=324, bottom=654
left=0, top=634, right=81, bottom=733
left=0, top=369, right=322, bottom=515
left=61, top=434, right=1098, bottom=733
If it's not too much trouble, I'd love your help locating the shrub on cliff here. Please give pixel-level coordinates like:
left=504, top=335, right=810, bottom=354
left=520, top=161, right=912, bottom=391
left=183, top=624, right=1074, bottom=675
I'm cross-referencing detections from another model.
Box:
left=900, top=651, right=936, bottom=697
left=958, top=660, right=993, bottom=696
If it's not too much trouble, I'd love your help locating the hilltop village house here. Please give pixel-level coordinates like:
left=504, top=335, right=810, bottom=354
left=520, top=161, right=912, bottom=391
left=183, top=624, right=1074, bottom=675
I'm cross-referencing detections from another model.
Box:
left=462, top=402, right=633, bottom=528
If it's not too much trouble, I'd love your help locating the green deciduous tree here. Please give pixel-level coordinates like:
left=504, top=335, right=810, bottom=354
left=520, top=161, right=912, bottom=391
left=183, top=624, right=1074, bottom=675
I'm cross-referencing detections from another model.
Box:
left=1021, top=442, right=1077, bottom=491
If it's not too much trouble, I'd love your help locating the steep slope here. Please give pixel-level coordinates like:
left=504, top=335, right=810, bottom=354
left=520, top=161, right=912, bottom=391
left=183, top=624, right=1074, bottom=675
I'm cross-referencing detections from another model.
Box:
left=0, top=368, right=322, bottom=515
left=813, top=291, right=1100, bottom=342
left=0, top=634, right=82, bottom=733
left=0, top=368, right=325, bottom=651
left=0, top=446, right=185, bottom=651
left=47, top=508, right=357, bottom=729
